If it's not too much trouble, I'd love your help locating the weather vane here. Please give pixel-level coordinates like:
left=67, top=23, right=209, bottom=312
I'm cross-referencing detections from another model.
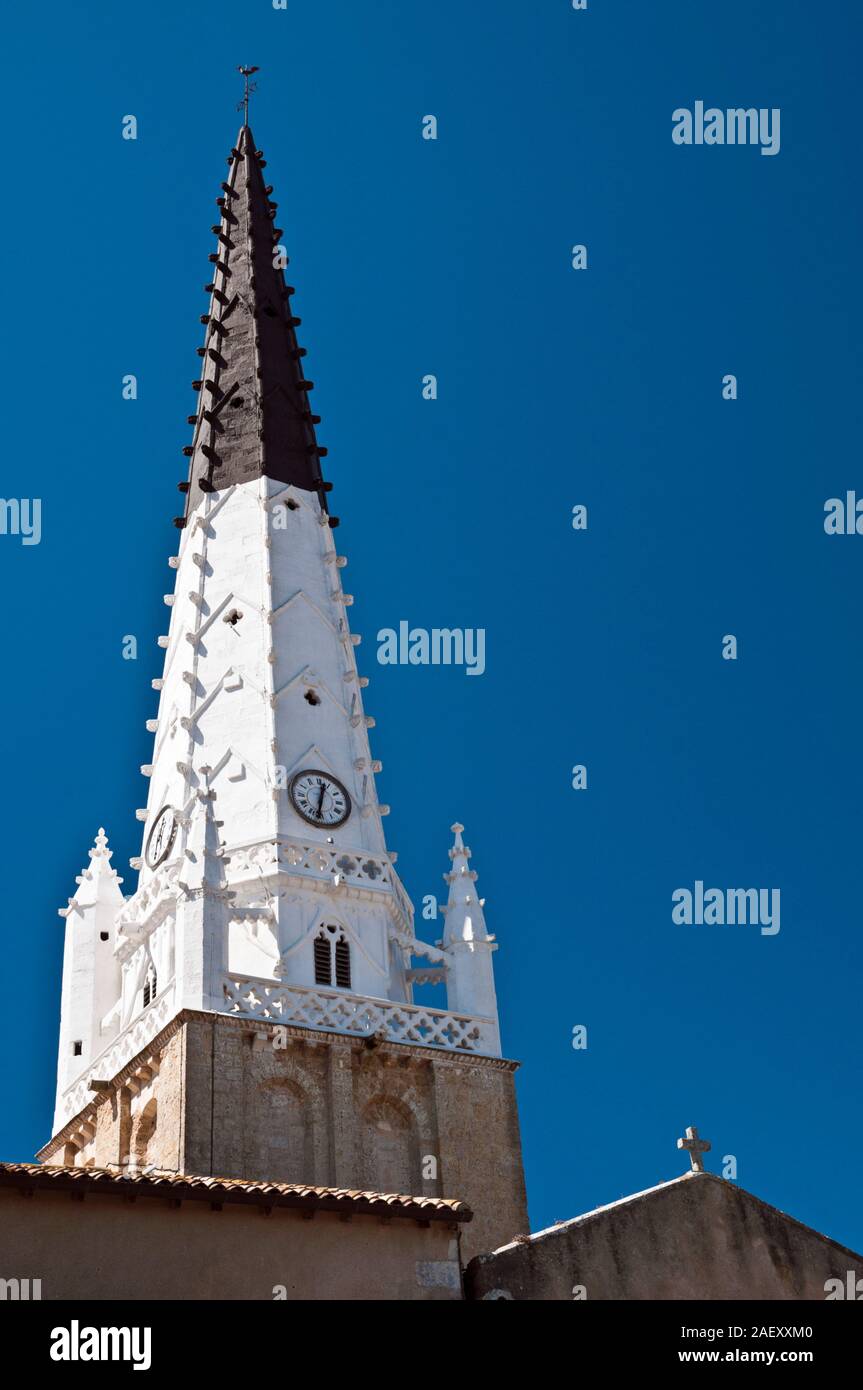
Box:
left=237, top=66, right=259, bottom=125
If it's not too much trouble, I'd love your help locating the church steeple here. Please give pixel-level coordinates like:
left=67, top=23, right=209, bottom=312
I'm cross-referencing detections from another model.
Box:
left=123, top=114, right=404, bottom=1020
left=44, top=115, right=527, bottom=1264
left=181, top=125, right=329, bottom=519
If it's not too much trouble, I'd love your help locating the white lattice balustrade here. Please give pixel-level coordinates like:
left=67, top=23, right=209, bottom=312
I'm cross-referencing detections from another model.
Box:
left=223, top=974, right=498, bottom=1054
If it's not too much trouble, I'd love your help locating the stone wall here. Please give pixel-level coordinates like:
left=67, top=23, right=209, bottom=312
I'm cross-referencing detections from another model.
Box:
left=0, top=1184, right=463, bottom=1301
left=466, top=1172, right=863, bottom=1301
left=40, top=1010, right=528, bottom=1263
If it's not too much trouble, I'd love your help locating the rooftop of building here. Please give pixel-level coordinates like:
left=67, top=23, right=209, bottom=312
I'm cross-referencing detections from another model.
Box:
left=0, top=1162, right=471, bottom=1224
left=475, top=1170, right=863, bottom=1264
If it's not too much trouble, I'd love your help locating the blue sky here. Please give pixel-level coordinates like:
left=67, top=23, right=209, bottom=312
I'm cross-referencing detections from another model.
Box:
left=2, top=0, right=862, bottom=1253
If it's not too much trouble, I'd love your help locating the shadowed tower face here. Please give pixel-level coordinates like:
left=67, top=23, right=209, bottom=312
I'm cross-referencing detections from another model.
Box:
left=45, top=121, right=527, bottom=1262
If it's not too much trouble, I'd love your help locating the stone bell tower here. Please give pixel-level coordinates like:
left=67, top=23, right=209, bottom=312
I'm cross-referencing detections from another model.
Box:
left=41, top=120, right=527, bottom=1259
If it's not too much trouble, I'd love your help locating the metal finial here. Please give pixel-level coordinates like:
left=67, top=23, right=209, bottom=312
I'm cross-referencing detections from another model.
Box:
left=237, top=66, right=259, bottom=126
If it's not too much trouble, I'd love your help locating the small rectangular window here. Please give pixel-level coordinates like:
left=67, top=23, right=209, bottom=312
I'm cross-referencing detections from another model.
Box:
left=72, top=1040, right=83, bottom=1057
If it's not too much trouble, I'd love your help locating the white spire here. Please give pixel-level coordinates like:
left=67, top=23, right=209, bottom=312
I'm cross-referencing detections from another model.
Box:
left=441, top=822, right=491, bottom=945
left=54, top=828, right=125, bottom=1128
left=59, top=828, right=124, bottom=920
left=441, top=823, right=500, bottom=1053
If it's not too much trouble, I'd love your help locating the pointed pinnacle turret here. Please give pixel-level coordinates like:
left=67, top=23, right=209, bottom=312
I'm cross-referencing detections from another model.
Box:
left=86, top=826, right=123, bottom=881
left=59, top=827, right=125, bottom=919
left=181, top=124, right=329, bottom=519
left=441, top=821, right=491, bottom=945
left=439, top=822, right=500, bottom=1048
left=91, top=826, right=111, bottom=861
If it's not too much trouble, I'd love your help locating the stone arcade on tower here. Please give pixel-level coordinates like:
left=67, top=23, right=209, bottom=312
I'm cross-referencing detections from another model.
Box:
left=37, top=122, right=528, bottom=1266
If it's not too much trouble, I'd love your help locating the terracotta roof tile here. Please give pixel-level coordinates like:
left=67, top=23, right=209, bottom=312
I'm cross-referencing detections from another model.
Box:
left=0, top=1162, right=470, bottom=1222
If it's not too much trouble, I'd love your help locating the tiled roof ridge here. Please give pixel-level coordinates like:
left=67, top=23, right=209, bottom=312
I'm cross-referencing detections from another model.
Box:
left=0, top=1161, right=470, bottom=1221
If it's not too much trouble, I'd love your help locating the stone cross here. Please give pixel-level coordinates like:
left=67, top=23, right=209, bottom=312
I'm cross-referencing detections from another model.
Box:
left=677, top=1125, right=711, bottom=1173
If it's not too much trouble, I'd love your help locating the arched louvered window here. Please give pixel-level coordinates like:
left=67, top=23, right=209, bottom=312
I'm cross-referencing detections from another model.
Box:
left=313, top=932, right=332, bottom=986
left=142, top=965, right=157, bottom=1008
left=314, top=926, right=352, bottom=989
left=335, top=936, right=352, bottom=989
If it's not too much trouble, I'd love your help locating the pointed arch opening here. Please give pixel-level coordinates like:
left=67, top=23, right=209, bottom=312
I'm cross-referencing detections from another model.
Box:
left=314, top=924, right=351, bottom=990
left=142, top=964, right=158, bottom=1009
left=334, top=935, right=351, bottom=989
left=313, top=931, right=332, bottom=985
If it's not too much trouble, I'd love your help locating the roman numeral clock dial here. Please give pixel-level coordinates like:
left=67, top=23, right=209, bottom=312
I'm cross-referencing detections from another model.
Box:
left=289, top=770, right=351, bottom=828
left=145, top=805, right=178, bottom=869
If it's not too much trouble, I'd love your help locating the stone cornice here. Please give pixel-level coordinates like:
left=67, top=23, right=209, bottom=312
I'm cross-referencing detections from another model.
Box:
left=38, top=1008, right=520, bottom=1160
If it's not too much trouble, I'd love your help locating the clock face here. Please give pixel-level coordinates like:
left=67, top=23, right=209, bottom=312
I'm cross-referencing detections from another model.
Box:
left=145, top=806, right=178, bottom=869
left=289, top=770, right=351, bottom=828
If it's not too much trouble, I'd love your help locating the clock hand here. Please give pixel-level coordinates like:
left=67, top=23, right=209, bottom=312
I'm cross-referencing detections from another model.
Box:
left=316, top=783, right=326, bottom=819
